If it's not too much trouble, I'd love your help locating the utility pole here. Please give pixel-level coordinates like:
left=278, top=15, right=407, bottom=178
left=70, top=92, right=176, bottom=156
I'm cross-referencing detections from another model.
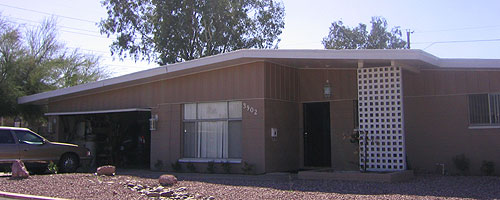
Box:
left=406, top=29, right=414, bottom=49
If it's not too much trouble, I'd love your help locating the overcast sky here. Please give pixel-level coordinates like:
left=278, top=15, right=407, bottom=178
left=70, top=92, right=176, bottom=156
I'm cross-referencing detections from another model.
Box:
left=1, top=0, right=499, bottom=77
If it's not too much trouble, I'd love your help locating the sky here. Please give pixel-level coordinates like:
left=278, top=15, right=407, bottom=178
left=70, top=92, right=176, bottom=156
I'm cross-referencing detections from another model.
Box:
left=1, top=0, right=499, bottom=77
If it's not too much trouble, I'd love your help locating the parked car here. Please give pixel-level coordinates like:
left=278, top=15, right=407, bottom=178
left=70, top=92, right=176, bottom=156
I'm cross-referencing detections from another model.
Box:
left=0, top=126, right=91, bottom=173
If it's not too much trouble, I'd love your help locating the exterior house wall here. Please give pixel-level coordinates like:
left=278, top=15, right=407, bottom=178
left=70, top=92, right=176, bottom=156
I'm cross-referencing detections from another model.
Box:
left=261, top=63, right=359, bottom=172
left=297, top=68, right=358, bottom=170
left=48, top=62, right=268, bottom=173
left=404, top=69, right=500, bottom=175
left=43, top=55, right=500, bottom=175
left=263, top=62, right=300, bottom=172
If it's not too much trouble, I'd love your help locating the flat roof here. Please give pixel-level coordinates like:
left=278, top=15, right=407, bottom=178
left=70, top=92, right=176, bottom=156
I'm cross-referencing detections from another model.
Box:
left=18, top=49, right=500, bottom=105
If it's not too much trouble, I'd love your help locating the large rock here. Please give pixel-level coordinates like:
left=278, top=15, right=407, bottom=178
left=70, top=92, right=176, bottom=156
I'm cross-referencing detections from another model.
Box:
left=96, top=165, right=116, bottom=176
left=11, top=160, right=29, bottom=179
left=159, top=174, right=177, bottom=186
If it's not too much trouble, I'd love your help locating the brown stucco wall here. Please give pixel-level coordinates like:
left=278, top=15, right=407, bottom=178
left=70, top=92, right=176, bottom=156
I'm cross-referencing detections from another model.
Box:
left=263, top=62, right=300, bottom=172
left=404, top=69, right=500, bottom=175
left=330, top=100, right=359, bottom=171
left=297, top=68, right=358, bottom=170
left=48, top=62, right=266, bottom=112
left=47, top=62, right=268, bottom=173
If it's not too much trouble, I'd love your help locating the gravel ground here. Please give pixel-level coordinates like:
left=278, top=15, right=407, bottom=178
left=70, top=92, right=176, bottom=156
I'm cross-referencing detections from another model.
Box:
left=0, top=171, right=499, bottom=200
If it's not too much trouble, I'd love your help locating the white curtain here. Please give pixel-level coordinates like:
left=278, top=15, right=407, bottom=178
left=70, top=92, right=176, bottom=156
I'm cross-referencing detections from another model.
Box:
left=199, top=121, right=228, bottom=158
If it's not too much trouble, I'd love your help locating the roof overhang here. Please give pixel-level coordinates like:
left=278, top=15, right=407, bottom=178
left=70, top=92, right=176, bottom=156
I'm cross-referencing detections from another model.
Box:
left=45, top=108, right=151, bottom=116
left=18, top=49, right=500, bottom=105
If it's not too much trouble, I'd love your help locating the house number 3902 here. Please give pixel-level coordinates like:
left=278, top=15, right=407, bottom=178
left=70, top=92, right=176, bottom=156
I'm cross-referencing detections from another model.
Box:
left=243, top=102, right=258, bottom=116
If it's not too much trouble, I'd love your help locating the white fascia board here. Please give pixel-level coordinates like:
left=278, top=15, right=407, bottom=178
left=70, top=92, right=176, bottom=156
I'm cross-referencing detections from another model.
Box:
left=438, top=58, right=500, bottom=68
left=167, top=49, right=441, bottom=72
left=18, top=66, right=167, bottom=104
left=45, top=108, right=151, bottom=116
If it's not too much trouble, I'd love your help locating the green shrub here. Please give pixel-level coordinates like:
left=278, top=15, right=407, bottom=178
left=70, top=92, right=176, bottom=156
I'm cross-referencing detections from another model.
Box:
left=48, top=161, right=58, bottom=174
left=171, top=161, right=182, bottom=172
left=242, top=162, right=253, bottom=175
left=480, top=160, right=495, bottom=176
left=207, top=161, right=216, bottom=173
left=452, top=154, right=470, bottom=174
left=221, top=162, right=231, bottom=174
left=187, top=163, right=196, bottom=173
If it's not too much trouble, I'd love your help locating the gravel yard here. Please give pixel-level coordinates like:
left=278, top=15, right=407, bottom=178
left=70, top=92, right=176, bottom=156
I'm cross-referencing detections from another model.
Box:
left=0, top=170, right=499, bottom=200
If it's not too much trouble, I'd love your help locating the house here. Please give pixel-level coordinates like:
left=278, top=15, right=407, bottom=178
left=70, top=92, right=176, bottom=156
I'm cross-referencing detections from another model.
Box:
left=18, top=49, right=500, bottom=174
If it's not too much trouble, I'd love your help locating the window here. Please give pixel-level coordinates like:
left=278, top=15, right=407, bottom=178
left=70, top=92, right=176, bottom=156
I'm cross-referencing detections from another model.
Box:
left=183, top=101, right=242, bottom=159
left=14, top=130, right=44, bottom=145
left=0, top=130, right=15, bottom=144
left=469, top=94, right=500, bottom=125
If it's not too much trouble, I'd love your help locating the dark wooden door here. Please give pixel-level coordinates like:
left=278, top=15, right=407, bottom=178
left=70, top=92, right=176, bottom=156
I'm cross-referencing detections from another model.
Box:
left=303, top=102, right=331, bottom=167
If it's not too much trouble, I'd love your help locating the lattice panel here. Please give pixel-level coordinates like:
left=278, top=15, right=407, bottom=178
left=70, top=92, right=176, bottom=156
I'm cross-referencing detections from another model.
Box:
left=357, top=66, right=406, bottom=171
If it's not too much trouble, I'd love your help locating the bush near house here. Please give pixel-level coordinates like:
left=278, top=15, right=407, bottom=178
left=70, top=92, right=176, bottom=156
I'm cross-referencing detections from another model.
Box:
left=452, top=154, right=470, bottom=174
left=187, top=163, right=196, bottom=173
left=480, top=161, right=495, bottom=176
left=206, top=161, right=216, bottom=173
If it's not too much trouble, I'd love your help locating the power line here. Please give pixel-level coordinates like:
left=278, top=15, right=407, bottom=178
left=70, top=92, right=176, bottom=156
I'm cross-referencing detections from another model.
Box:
left=416, top=25, right=500, bottom=34
left=422, top=38, right=500, bottom=50
left=5, top=18, right=112, bottom=40
left=413, top=38, right=500, bottom=45
left=10, top=16, right=100, bottom=34
left=0, top=3, right=97, bottom=24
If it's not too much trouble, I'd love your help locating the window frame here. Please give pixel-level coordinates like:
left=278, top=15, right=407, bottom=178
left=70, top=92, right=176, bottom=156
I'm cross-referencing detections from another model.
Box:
left=468, top=93, right=500, bottom=128
left=182, top=101, right=243, bottom=161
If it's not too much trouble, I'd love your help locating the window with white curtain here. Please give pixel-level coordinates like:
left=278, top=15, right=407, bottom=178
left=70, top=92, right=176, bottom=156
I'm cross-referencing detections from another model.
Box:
left=183, top=101, right=242, bottom=159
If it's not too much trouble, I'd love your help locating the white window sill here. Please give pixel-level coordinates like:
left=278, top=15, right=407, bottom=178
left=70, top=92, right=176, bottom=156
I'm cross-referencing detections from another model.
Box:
left=178, top=158, right=242, bottom=164
left=468, top=125, right=500, bottom=129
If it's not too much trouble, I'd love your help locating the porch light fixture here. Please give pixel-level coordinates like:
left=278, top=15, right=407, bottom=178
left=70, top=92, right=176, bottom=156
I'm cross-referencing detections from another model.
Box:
left=149, top=114, right=158, bottom=131
left=323, top=80, right=332, bottom=98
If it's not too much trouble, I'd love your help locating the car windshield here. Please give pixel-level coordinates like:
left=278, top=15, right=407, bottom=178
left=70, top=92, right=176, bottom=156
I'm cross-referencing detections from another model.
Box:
left=14, top=130, right=44, bottom=145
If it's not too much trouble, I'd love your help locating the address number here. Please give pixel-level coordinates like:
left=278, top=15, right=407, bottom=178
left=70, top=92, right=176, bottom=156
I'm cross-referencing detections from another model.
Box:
left=243, top=102, right=258, bottom=116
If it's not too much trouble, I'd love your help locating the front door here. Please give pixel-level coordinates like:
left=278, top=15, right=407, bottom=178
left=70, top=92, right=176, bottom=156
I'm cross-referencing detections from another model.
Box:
left=303, top=102, right=331, bottom=167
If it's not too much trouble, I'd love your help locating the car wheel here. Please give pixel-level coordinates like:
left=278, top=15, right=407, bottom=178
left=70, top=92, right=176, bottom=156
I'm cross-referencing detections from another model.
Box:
left=59, top=154, right=79, bottom=173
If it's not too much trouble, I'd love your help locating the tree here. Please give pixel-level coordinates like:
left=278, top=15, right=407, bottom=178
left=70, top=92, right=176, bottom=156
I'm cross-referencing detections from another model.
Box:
left=322, top=16, right=407, bottom=50
left=99, top=0, right=285, bottom=65
left=0, top=16, right=108, bottom=121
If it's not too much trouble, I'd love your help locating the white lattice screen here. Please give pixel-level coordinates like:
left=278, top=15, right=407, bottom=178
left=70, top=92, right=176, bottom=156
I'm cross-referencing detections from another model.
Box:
left=357, top=66, right=406, bottom=171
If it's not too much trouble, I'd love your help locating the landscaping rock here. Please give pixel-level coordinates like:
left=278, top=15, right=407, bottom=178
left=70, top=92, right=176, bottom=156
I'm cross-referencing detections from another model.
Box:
left=96, top=165, right=116, bottom=176
left=11, top=160, right=29, bottom=179
left=160, top=190, right=174, bottom=197
left=146, top=191, right=160, bottom=197
left=152, top=185, right=164, bottom=192
left=176, top=187, right=188, bottom=192
left=159, top=174, right=177, bottom=186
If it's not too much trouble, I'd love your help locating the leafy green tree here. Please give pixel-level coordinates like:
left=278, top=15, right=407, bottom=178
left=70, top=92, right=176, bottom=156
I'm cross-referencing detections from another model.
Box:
left=99, top=0, right=285, bottom=65
left=322, top=16, right=406, bottom=50
left=0, top=16, right=108, bottom=121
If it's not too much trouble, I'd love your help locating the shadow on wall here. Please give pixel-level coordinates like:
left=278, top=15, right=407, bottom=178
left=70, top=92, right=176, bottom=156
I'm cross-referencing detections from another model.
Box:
left=115, top=169, right=500, bottom=199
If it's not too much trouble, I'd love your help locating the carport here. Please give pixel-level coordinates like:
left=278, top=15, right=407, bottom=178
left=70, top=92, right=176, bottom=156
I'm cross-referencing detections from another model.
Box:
left=46, top=108, right=151, bottom=168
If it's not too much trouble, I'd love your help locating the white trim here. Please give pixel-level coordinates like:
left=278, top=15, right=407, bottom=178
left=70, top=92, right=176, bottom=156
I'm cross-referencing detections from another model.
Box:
left=468, top=125, right=500, bottom=129
left=178, top=158, right=242, bottom=164
left=439, top=59, right=500, bottom=68
left=44, top=108, right=151, bottom=116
